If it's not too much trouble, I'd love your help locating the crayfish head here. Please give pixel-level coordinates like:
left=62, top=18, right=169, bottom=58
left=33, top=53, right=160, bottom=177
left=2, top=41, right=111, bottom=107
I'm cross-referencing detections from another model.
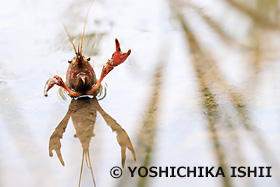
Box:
left=66, top=55, right=96, bottom=93
left=68, top=56, right=91, bottom=67
left=76, top=73, right=90, bottom=88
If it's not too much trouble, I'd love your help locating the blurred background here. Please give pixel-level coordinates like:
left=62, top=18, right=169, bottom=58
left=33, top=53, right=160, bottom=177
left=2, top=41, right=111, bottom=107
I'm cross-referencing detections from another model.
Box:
left=0, top=0, right=280, bottom=186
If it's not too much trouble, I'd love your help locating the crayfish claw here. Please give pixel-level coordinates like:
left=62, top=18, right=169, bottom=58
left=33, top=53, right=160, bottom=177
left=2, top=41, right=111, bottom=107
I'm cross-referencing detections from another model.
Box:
left=115, top=38, right=121, bottom=51
left=85, top=39, right=131, bottom=95
left=122, top=49, right=131, bottom=61
left=111, top=39, right=131, bottom=67
left=44, top=76, right=59, bottom=97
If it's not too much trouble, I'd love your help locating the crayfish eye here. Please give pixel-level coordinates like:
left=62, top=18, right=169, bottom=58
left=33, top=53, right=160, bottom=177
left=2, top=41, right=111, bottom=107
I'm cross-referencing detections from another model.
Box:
left=87, top=57, right=91, bottom=61
left=68, top=60, right=71, bottom=63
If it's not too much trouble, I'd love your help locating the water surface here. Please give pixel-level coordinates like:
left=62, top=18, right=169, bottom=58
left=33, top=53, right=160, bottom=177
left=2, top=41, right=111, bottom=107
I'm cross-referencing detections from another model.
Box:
left=1, top=0, right=280, bottom=186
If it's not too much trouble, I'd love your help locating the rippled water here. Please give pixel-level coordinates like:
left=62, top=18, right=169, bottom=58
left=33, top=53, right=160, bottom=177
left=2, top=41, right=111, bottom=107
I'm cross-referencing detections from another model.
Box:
left=1, top=0, right=280, bottom=186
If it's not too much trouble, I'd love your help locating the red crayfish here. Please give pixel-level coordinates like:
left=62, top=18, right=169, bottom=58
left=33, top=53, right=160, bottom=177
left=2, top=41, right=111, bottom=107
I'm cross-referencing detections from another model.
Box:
left=44, top=9, right=131, bottom=97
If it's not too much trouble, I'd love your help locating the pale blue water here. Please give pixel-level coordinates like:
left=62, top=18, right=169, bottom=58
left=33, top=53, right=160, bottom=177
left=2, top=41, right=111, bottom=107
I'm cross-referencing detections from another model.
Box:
left=0, top=0, right=280, bottom=186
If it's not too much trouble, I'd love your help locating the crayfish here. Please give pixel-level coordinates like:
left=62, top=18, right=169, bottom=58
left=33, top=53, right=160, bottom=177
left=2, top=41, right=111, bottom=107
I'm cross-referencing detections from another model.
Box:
left=44, top=8, right=131, bottom=97
left=45, top=6, right=134, bottom=186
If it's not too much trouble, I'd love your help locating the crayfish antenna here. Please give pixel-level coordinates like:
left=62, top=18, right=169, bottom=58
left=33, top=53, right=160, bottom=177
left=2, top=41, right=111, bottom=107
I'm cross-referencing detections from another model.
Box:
left=77, top=41, right=81, bottom=56
left=63, top=23, right=78, bottom=56
left=80, top=2, right=93, bottom=56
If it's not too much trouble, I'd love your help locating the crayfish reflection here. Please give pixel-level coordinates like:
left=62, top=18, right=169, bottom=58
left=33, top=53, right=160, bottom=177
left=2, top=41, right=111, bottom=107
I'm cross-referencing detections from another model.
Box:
left=49, top=97, right=136, bottom=186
